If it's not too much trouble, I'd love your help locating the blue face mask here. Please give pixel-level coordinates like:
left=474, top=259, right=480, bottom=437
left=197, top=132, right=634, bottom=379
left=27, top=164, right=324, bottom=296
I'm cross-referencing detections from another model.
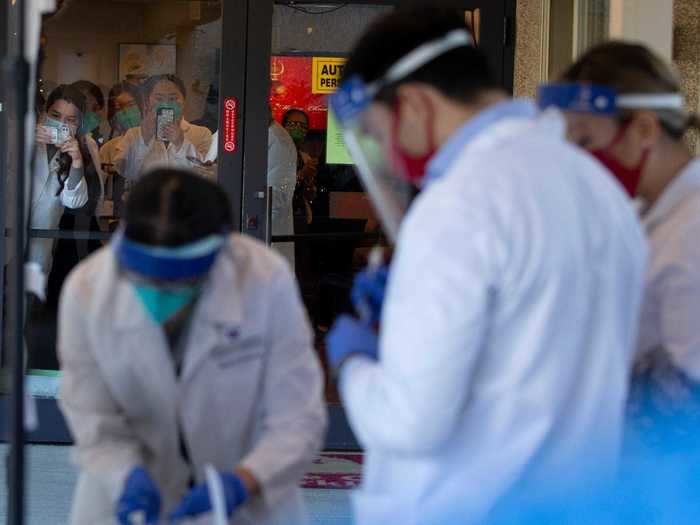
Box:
left=80, top=111, right=101, bottom=135
left=132, top=283, right=202, bottom=324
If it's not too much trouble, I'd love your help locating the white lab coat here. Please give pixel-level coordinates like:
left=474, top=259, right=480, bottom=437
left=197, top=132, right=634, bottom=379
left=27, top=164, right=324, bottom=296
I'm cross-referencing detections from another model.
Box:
left=29, top=144, right=88, bottom=274
left=113, top=120, right=212, bottom=180
left=267, top=121, right=297, bottom=269
left=340, top=110, right=648, bottom=525
left=636, top=158, right=700, bottom=383
left=58, top=234, right=327, bottom=525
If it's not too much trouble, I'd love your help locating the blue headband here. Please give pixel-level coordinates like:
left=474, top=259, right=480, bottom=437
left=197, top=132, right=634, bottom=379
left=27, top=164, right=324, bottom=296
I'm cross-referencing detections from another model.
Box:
left=114, top=229, right=226, bottom=280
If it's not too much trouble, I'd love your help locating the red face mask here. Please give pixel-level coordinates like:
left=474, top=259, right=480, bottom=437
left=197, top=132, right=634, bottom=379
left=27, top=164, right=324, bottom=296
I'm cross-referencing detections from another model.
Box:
left=390, top=97, right=436, bottom=185
left=590, top=122, right=650, bottom=197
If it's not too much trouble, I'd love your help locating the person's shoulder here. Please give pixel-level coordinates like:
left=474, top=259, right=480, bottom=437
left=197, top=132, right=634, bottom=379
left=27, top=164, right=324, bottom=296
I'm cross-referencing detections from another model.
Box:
left=61, top=246, right=114, bottom=305
left=225, top=233, right=291, bottom=281
left=183, top=120, right=212, bottom=140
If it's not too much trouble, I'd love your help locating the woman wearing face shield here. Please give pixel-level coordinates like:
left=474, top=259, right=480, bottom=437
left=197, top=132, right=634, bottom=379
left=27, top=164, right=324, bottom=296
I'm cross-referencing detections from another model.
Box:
left=538, top=43, right=700, bottom=447
left=58, top=169, right=326, bottom=525
left=31, top=84, right=90, bottom=275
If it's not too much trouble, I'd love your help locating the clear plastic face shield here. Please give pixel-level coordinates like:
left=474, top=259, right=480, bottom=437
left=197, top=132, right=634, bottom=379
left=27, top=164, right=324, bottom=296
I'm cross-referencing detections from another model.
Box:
left=329, top=30, right=473, bottom=243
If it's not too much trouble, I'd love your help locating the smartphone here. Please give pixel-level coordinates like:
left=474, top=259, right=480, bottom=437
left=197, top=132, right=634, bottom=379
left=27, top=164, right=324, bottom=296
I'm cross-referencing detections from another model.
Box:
left=156, top=107, right=175, bottom=142
left=41, top=124, right=71, bottom=145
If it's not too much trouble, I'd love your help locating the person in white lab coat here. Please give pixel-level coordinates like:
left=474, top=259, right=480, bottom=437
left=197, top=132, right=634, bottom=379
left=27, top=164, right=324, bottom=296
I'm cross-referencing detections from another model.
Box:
left=31, top=84, right=89, bottom=275
left=324, top=9, right=647, bottom=525
left=268, top=117, right=297, bottom=269
left=113, top=75, right=212, bottom=181
left=58, top=169, right=326, bottom=525
left=539, top=42, right=700, bottom=445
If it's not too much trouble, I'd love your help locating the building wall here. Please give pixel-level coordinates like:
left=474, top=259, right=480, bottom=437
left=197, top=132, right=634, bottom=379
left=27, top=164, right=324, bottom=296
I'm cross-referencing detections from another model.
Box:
left=514, top=0, right=545, bottom=98
left=673, top=0, right=700, bottom=152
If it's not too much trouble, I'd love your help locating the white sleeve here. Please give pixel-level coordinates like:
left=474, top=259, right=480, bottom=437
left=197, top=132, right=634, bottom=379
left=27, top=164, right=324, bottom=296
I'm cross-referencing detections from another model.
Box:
left=656, top=221, right=700, bottom=380
left=267, top=129, right=297, bottom=222
left=340, top=190, right=499, bottom=454
left=58, top=271, right=144, bottom=490
left=113, top=130, right=149, bottom=180
left=240, top=262, right=327, bottom=508
left=60, top=169, right=89, bottom=209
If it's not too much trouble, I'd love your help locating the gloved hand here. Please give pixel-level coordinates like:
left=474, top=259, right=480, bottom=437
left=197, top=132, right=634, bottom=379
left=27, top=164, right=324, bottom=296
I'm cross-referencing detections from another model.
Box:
left=351, top=265, right=390, bottom=324
left=326, top=315, right=379, bottom=374
left=116, top=466, right=162, bottom=525
left=169, top=471, right=248, bottom=522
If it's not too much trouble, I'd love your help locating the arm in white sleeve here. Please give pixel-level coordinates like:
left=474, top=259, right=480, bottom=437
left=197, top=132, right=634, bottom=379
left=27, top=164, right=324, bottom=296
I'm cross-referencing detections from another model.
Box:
left=657, top=221, right=700, bottom=380
left=58, top=270, right=144, bottom=491
left=240, top=262, right=327, bottom=508
left=113, top=129, right=149, bottom=180
left=340, top=196, right=497, bottom=455
left=61, top=166, right=88, bottom=208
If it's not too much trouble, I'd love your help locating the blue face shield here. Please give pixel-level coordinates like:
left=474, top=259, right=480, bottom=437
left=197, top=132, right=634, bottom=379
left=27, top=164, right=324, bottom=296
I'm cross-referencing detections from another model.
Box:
left=537, top=83, right=685, bottom=116
left=329, top=29, right=474, bottom=243
left=113, top=229, right=227, bottom=324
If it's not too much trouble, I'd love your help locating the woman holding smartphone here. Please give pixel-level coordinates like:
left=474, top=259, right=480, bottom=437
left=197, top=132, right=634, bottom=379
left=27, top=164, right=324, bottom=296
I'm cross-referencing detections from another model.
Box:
left=31, top=84, right=90, bottom=275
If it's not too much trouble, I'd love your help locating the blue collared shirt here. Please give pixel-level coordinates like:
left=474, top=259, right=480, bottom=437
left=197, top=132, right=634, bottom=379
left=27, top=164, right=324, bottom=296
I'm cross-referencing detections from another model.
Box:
left=424, top=99, right=538, bottom=186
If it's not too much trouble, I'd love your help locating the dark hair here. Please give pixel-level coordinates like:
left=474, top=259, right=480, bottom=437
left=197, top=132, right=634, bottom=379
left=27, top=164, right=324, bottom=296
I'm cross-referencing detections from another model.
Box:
left=124, top=169, right=233, bottom=247
left=342, top=7, right=499, bottom=106
left=282, top=108, right=309, bottom=127
left=107, top=81, right=143, bottom=122
left=142, top=74, right=187, bottom=106
left=560, top=41, right=699, bottom=140
left=46, top=84, right=87, bottom=117
left=70, top=80, right=105, bottom=110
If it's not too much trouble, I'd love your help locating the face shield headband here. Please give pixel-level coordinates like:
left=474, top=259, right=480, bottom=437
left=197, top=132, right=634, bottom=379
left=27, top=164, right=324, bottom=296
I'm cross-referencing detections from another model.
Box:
left=537, top=83, right=685, bottom=116
left=113, top=227, right=227, bottom=281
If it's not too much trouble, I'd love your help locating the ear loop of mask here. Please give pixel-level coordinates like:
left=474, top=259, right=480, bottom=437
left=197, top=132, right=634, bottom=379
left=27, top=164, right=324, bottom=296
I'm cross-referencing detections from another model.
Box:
left=391, top=93, right=437, bottom=185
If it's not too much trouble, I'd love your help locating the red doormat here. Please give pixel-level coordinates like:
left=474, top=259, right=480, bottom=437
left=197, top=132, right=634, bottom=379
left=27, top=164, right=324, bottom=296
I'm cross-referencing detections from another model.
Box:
left=301, top=452, right=363, bottom=490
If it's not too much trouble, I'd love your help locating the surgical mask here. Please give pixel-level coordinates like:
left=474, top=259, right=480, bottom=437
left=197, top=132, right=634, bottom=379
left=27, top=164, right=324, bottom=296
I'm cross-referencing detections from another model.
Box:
left=115, top=106, right=141, bottom=130
left=590, top=122, right=650, bottom=197
left=133, top=282, right=202, bottom=324
left=390, top=97, right=436, bottom=185
left=287, top=127, right=306, bottom=143
left=81, top=111, right=101, bottom=135
left=155, top=101, right=183, bottom=121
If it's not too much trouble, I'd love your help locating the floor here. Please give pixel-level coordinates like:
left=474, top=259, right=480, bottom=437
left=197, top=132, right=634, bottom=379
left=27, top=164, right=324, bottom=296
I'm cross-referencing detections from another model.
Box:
left=0, top=445, right=354, bottom=525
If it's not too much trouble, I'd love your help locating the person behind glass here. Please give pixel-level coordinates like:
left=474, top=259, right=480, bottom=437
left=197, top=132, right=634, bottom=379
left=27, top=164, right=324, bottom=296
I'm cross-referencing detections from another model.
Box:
left=539, top=43, right=700, bottom=447
left=58, top=169, right=326, bottom=525
left=283, top=109, right=317, bottom=224
left=71, top=80, right=106, bottom=146
left=113, top=74, right=213, bottom=181
left=31, top=84, right=89, bottom=276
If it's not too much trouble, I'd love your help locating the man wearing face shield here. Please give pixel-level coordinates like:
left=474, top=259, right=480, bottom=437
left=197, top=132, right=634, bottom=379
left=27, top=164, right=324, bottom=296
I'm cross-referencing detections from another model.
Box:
left=58, top=169, right=326, bottom=524
left=113, top=74, right=213, bottom=181
left=538, top=43, right=700, bottom=449
left=324, top=8, right=648, bottom=524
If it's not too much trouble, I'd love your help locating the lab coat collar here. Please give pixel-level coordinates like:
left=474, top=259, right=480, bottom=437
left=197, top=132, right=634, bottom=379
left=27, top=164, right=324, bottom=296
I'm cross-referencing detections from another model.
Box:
left=425, top=99, right=538, bottom=186
left=642, top=157, right=700, bottom=232
left=113, top=237, right=243, bottom=331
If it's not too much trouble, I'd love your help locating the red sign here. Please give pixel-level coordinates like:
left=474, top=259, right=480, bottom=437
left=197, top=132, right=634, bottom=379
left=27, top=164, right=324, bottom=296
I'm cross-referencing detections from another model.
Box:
left=270, top=56, right=328, bottom=130
left=223, top=97, right=238, bottom=153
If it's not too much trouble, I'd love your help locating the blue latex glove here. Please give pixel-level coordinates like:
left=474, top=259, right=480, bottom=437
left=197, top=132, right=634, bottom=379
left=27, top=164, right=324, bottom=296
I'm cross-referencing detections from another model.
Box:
left=326, top=314, right=379, bottom=374
left=169, top=471, right=248, bottom=522
left=351, top=265, right=390, bottom=324
left=116, top=466, right=161, bottom=525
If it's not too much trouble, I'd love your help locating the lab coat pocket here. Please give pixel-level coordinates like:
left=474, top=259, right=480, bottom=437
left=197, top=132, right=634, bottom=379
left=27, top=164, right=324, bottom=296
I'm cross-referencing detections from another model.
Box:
left=211, top=335, right=265, bottom=369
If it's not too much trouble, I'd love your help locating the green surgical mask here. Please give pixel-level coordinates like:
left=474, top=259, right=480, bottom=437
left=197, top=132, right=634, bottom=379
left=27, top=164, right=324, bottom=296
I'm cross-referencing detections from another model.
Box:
left=155, top=101, right=183, bottom=121
left=133, top=283, right=202, bottom=324
left=288, top=127, right=306, bottom=143
left=115, top=106, right=141, bottom=130
left=81, top=111, right=101, bottom=135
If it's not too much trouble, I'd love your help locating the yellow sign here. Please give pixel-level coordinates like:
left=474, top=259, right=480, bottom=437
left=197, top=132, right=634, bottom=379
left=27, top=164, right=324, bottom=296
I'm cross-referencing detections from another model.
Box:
left=312, top=57, right=347, bottom=94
